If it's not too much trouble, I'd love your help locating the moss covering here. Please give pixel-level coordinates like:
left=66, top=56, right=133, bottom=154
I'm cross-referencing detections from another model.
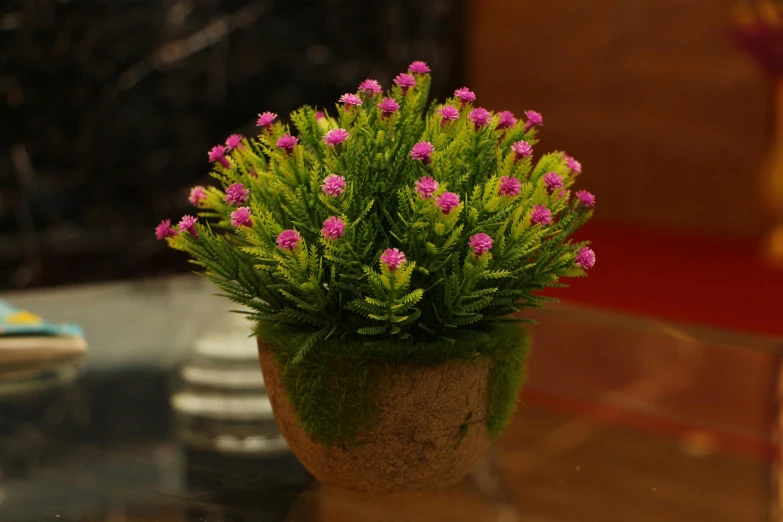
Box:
left=485, top=327, right=531, bottom=437
left=257, top=323, right=531, bottom=447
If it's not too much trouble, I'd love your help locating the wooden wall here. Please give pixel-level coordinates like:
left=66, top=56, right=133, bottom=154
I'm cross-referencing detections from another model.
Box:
left=469, top=0, right=768, bottom=238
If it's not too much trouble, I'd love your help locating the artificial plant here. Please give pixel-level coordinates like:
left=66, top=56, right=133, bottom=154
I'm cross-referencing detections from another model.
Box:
left=156, top=61, right=596, bottom=442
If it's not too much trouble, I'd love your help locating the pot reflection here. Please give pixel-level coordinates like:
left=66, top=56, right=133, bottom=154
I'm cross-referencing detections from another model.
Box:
left=286, top=479, right=509, bottom=522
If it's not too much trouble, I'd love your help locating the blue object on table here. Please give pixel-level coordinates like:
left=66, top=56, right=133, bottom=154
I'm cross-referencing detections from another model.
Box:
left=0, top=300, right=84, bottom=337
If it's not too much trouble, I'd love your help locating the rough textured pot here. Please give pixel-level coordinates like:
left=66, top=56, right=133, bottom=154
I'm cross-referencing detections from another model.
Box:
left=257, top=339, right=493, bottom=493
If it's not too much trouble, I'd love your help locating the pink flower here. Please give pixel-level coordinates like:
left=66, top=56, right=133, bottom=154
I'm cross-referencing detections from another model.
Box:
left=415, top=176, right=439, bottom=199
left=410, top=141, right=435, bottom=164
left=454, top=87, right=476, bottom=105
left=498, top=176, right=522, bottom=197
left=511, top=141, right=533, bottom=162
left=339, top=93, right=363, bottom=107
left=530, top=204, right=552, bottom=226
left=524, top=110, right=543, bottom=132
left=322, top=174, right=347, bottom=197
left=225, top=183, right=249, bottom=205
left=543, top=172, right=564, bottom=194
left=358, top=79, right=382, bottom=95
left=189, top=186, right=207, bottom=207
left=225, top=133, right=244, bottom=151
left=575, top=246, right=595, bottom=269
left=408, top=61, right=431, bottom=74
left=435, top=192, right=460, bottom=215
left=256, top=112, right=277, bottom=129
left=208, top=145, right=230, bottom=169
left=394, top=73, right=417, bottom=94
left=155, top=219, right=176, bottom=240
left=276, top=134, right=299, bottom=154
left=378, top=97, right=400, bottom=117
left=277, top=229, right=301, bottom=251
left=565, top=154, right=582, bottom=174
left=576, top=190, right=596, bottom=208
left=321, top=216, right=346, bottom=240
left=380, top=248, right=407, bottom=272
left=315, top=111, right=326, bottom=121
left=468, top=108, right=492, bottom=129
left=231, top=207, right=252, bottom=228
left=558, top=189, right=570, bottom=202
left=178, top=215, right=198, bottom=237
left=469, top=233, right=493, bottom=257
left=323, top=128, right=350, bottom=147
left=438, top=105, right=460, bottom=125
left=497, top=111, right=517, bottom=130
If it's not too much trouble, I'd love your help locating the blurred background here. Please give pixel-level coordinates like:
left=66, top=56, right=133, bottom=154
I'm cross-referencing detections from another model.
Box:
left=0, top=0, right=467, bottom=288
left=0, top=0, right=781, bottom=331
left=0, top=0, right=769, bottom=285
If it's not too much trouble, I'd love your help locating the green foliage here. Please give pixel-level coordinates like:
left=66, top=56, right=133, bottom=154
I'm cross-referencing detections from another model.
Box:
left=486, top=325, right=531, bottom=437
left=166, top=69, right=594, bottom=357
left=259, top=321, right=531, bottom=445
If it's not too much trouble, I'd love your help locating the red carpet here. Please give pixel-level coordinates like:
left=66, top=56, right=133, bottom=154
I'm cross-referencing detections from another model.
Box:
left=546, top=223, right=783, bottom=339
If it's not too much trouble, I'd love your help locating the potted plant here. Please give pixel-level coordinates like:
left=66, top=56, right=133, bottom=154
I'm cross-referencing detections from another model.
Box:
left=157, top=61, right=596, bottom=493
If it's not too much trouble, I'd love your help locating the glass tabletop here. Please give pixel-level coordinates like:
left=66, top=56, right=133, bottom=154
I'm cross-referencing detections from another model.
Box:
left=0, top=276, right=780, bottom=521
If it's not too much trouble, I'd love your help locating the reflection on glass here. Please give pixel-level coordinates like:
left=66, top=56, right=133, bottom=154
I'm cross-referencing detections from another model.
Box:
left=170, top=328, right=289, bottom=455
left=0, top=279, right=779, bottom=521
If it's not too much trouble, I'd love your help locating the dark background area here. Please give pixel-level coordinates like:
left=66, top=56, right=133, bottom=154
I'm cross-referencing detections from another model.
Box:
left=2, top=0, right=780, bottom=338
left=0, top=0, right=466, bottom=289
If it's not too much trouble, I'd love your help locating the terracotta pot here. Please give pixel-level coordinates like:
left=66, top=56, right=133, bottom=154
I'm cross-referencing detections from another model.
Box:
left=257, top=339, right=493, bottom=493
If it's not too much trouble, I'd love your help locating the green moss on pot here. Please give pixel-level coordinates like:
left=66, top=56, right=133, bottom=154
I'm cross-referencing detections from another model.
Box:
left=258, top=323, right=531, bottom=446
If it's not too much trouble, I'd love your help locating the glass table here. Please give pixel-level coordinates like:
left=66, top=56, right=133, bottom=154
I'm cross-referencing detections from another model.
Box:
left=0, top=276, right=780, bottom=521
